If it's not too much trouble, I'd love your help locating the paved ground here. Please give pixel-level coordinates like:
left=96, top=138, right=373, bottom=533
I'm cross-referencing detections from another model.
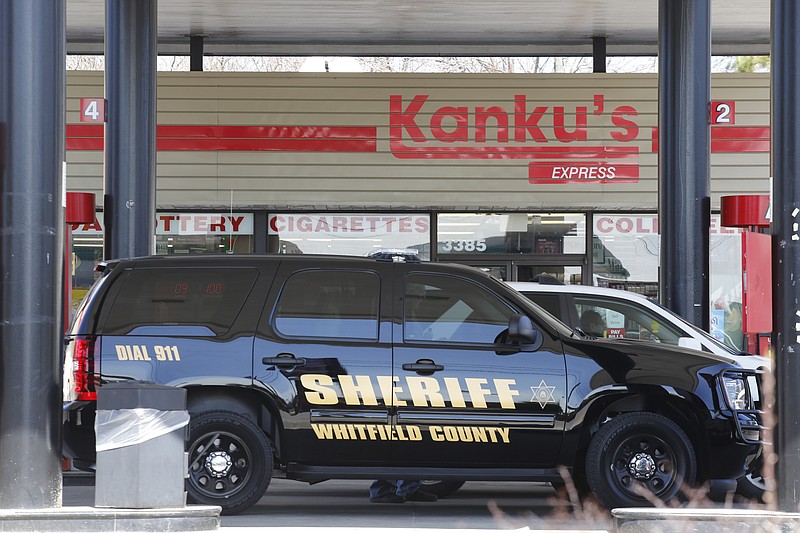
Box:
left=63, top=475, right=785, bottom=532
left=63, top=477, right=613, bottom=531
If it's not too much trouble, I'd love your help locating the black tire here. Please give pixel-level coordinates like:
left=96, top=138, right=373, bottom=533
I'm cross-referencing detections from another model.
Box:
left=419, top=480, right=465, bottom=498
left=586, top=412, right=696, bottom=509
left=187, top=411, right=273, bottom=514
left=736, top=449, right=765, bottom=500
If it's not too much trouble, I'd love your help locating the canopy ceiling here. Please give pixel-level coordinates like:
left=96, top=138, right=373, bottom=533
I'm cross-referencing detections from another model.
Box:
left=66, top=0, right=771, bottom=57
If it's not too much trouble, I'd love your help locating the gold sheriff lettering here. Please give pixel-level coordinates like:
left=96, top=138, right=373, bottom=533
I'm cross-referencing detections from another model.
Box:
left=300, top=374, right=522, bottom=410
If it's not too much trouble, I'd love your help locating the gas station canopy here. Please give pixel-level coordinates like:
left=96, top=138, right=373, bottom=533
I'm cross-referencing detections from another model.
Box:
left=66, top=0, right=771, bottom=57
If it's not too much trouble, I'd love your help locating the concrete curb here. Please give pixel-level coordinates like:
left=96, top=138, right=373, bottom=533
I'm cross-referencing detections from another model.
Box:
left=215, top=528, right=606, bottom=533
left=0, top=504, right=220, bottom=532
left=612, top=507, right=800, bottom=532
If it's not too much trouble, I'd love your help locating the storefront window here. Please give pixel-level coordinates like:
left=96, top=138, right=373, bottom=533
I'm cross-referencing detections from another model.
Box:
left=155, top=213, right=254, bottom=255
left=437, top=213, right=586, bottom=255
left=709, top=220, right=744, bottom=351
left=592, top=214, right=659, bottom=296
left=592, top=213, right=744, bottom=350
left=268, top=213, right=431, bottom=259
left=70, top=214, right=104, bottom=313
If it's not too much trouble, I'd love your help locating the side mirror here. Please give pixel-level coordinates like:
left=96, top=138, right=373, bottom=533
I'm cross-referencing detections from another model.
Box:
left=508, top=314, right=543, bottom=352
left=678, top=337, right=704, bottom=351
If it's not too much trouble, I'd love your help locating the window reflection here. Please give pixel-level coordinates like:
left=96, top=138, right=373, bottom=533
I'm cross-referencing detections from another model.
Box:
left=592, top=213, right=746, bottom=352
left=269, top=213, right=431, bottom=259
left=275, top=270, right=380, bottom=340
left=404, top=275, right=514, bottom=344
left=437, top=213, right=586, bottom=255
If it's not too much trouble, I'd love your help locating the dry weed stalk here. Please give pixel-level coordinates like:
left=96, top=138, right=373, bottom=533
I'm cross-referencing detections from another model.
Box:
left=488, top=374, right=780, bottom=530
left=759, top=366, right=777, bottom=511
left=499, top=419, right=774, bottom=527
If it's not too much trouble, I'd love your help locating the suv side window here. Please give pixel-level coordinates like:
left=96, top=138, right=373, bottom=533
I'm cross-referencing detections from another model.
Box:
left=573, top=295, right=684, bottom=343
left=274, top=270, right=379, bottom=340
left=102, top=268, right=258, bottom=336
left=404, top=274, right=515, bottom=344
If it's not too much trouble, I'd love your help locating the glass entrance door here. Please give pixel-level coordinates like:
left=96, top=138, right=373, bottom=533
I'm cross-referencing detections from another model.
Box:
left=516, top=264, right=583, bottom=285
left=455, top=261, right=584, bottom=284
left=464, top=261, right=511, bottom=281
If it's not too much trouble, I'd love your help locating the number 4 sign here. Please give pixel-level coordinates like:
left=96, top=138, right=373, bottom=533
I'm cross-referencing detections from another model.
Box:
left=710, top=101, right=735, bottom=125
left=80, top=98, right=106, bottom=123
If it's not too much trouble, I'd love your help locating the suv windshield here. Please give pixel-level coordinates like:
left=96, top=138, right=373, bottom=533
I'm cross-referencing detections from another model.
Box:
left=650, top=300, right=742, bottom=355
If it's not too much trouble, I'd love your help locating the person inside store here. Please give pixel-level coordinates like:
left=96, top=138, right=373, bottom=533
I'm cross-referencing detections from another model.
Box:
left=714, top=297, right=745, bottom=352
left=369, top=480, right=438, bottom=503
left=724, top=301, right=744, bottom=352
left=725, top=302, right=744, bottom=352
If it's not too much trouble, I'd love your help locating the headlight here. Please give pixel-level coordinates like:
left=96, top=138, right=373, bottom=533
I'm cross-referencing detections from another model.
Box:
left=723, top=376, right=748, bottom=410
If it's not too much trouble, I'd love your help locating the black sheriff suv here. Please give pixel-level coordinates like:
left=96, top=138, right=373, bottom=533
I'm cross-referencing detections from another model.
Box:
left=62, top=252, right=762, bottom=513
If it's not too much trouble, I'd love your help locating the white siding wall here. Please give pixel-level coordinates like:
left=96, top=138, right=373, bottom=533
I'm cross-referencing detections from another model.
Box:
left=66, top=72, right=770, bottom=211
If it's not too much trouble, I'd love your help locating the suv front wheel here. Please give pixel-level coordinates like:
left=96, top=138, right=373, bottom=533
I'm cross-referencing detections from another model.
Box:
left=187, top=411, right=273, bottom=514
left=586, top=412, right=696, bottom=509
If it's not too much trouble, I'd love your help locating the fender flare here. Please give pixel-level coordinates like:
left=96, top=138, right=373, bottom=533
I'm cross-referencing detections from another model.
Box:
left=563, top=384, right=709, bottom=465
left=185, top=385, right=284, bottom=456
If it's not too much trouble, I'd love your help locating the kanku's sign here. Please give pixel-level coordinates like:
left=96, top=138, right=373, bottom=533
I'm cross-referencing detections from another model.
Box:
left=389, top=93, right=641, bottom=184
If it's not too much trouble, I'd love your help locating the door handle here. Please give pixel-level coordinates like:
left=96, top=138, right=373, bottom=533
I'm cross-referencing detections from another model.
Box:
left=402, top=359, right=444, bottom=374
left=262, top=354, right=307, bottom=367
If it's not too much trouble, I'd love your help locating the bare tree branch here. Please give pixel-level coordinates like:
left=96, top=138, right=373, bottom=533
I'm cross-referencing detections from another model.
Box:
left=65, top=54, right=758, bottom=74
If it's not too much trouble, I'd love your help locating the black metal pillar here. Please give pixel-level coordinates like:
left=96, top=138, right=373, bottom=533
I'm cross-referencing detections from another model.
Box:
left=657, top=0, right=711, bottom=330
left=104, top=0, right=157, bottom=260
left=190, top=35, right=204, bottom=72
left=0, top=0, right=65, bottom=508
left=771, top=0, right=800, bottom=513
left=593, top=36, right=607, bottom=73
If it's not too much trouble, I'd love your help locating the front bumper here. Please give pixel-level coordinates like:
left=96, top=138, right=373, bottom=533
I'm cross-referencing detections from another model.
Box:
left=703, top=418, right=758, bottom=480
left=719, top=368, right=765, bottom=445
left=702, top=368, right=764, bottom=481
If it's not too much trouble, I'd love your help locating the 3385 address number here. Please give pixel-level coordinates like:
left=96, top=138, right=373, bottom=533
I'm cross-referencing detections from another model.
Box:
left=441, top=239, right=487, bottom=252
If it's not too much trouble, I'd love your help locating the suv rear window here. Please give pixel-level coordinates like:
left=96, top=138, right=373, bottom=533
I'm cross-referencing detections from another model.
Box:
left=102, top=268, right=258, bottom=336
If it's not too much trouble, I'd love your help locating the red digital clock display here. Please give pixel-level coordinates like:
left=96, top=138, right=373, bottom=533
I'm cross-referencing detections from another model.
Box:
left=205, top=282, right=224, bottom=295
left=170, top=282, right=225, bottom=296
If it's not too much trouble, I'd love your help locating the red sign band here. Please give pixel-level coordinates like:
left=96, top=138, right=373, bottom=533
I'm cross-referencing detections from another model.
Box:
left=528, top=161, right=639, bottom=184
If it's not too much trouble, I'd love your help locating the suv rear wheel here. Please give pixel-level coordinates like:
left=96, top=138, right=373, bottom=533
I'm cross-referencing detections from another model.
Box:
left=586, top=412, right=696, bottom=509
left=187, top=411, right=273, bottom=514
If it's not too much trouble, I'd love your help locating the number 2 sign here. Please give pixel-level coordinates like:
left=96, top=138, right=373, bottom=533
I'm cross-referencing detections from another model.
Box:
left=711, top=101, right=735, bottom=125
left=80, top=98, right=106, bottom=123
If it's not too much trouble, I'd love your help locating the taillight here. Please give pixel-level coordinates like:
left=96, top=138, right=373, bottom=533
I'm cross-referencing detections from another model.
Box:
left=73, top=335, right=99, bottom=401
